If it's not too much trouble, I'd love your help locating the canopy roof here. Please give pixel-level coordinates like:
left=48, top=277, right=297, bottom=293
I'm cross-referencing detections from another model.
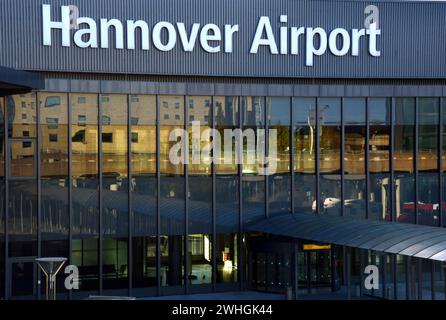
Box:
left=0, top=66, right=44, bottom=96
left=247, top=213, right=446, bottom=261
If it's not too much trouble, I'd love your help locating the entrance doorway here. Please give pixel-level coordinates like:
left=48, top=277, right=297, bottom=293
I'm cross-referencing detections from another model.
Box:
left=7, top=257, right=37, bottom=300
left=248, top=237, right=340, bottom=295
left=299, top=249, right=333, bottom=292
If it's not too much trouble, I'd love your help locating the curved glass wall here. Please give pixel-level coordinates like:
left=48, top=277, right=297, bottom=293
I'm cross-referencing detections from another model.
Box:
left=0, top=91, right=445, bottom=299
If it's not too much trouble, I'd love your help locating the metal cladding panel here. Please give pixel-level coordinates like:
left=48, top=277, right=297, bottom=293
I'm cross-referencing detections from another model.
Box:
left=0, top=0, right=446, bottom=79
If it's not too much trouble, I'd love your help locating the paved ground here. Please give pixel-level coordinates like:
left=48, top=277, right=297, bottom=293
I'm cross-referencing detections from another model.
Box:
left=141, top=288, right=372, bottom=300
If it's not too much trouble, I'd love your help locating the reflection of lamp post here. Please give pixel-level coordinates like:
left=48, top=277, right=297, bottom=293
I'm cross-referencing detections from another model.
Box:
left=308, top=105, right=328, bottom=156
left=35, top=257, right=67, bottom=300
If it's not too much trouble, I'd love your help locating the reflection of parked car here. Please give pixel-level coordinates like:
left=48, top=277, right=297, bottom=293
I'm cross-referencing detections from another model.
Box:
left=393, top=202, right=440, bottom=225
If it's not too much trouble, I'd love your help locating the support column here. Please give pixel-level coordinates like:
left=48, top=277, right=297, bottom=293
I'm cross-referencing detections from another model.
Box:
left=346, top=247, right=351, bottom=300
left=294, top=240, right=299, bottom=300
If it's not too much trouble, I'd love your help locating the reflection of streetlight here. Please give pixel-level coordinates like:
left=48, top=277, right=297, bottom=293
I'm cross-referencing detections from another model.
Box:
left=308, top=105, right=328, bottom=155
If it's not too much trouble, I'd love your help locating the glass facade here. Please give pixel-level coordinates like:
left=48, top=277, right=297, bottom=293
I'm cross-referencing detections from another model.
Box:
left=0, top=91, right=446, bottom=300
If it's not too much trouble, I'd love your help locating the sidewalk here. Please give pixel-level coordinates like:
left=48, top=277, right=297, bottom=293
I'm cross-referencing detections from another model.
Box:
left=141, top=289, right=372, bottom=300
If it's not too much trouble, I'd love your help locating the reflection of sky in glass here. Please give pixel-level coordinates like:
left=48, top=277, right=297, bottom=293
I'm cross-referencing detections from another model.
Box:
left=319, top=98, right=340, bottom=124
left=394, top=98, right=415, bottom=125
left=344, top=98, right=366, bottom=125
left=269, top=98, right=290, bottom=126
left=369, top=98, right=390, bottom=124
left=293, top=98, right=315, bottom=125
left=418, top=98, right=439, bottom=125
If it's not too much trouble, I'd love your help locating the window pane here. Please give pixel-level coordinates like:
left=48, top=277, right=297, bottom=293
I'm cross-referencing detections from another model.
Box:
left=344, top=98, right=366, bottom=219
left=418, top=98, right=439, bottom=171
left=215, top=96, right=240, bottom=285
left=369, top=98, right=391, bottom=221
left=242, top=97, right=265, bottom=222
left=71, top=93, right=99, bottom=293
left=293, top=98, right=316, bottom=214
left=188, top=96, right=212, bottom=285
left=101, top=94, right=129, bottom=290
left=418, top=98, right=440, bottom=226
left=0, top=98, right=3, bottom=298
left=395, top=255, right=407, bottom=300
left=243, top=96, right=264, bottom=127
left=394, top=98, right=415, bottom=224
left=442, top=98, right=446, bottom=227
left=216, top=175, right=239, bottom=284
left=10, top=140, right=35, bottom=177
left=8, top=180, right=37, bottom=257
left=215, top=96, right=239, bottom=127
left=71, top=238, right=99, bottom=294
left=216, top=233, right=238, bottom=284
left=319, top=98, right=341, bottom=216
left=159, top=95, right=185, bottom=289
left=131, top=95, right=157, bottom=290
left=39, top=92, right=69, bottom=264
left=267, top=98, right=291, bottom=216
left=215, top=96, right=240, bottom=175
left=6, top=94, right=37, bottom=139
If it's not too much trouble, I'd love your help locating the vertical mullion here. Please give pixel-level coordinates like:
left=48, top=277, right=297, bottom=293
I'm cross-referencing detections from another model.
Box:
left=238, top=96, right=243, bottom=290
left=439, top=97, right=443, bottom=227
left=341, top=98, right=345, bottom=217
left=156, top=95, right=161, bottom=296
left=316, top=98, right=320, bottom=214
left=127, top=94, right=133, bottom=296
left=390, top=98, right=395, bottom=222
left=294, top=240, right=298, bottom=299
left=415, top=97, right=419, bottom=225
left=68, top=93, right=73, bottom=300
left=393, top=254, right=397, bottom=300
left=98, top=93, right=103, bottom=295
left=184, top=95, right=189, bottom=294
left=211, top=96, right=216, bottom=291
left=432, top=260, right=436, bottom=300
left=290, top=97, right=295, bottom=214
left=417, top=258, right=422, bottom=300
left=4, top=96, right=8, bottom=299
left=36, top=92, right=41, bottom=301
left=264, top=97, right=268, bottom=219
left=359, top=250, right=364, bottom=296
left=405, top=256, right=410, bottom=300
left=365, top=98, right=370, bottom=220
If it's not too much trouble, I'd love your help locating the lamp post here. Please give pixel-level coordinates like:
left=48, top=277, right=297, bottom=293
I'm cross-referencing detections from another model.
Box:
left=35, top=257, right=67, bottom=300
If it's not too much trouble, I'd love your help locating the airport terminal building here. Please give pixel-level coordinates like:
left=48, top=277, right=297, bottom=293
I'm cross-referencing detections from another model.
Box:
left=1, top=0, right=446, bottom=300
